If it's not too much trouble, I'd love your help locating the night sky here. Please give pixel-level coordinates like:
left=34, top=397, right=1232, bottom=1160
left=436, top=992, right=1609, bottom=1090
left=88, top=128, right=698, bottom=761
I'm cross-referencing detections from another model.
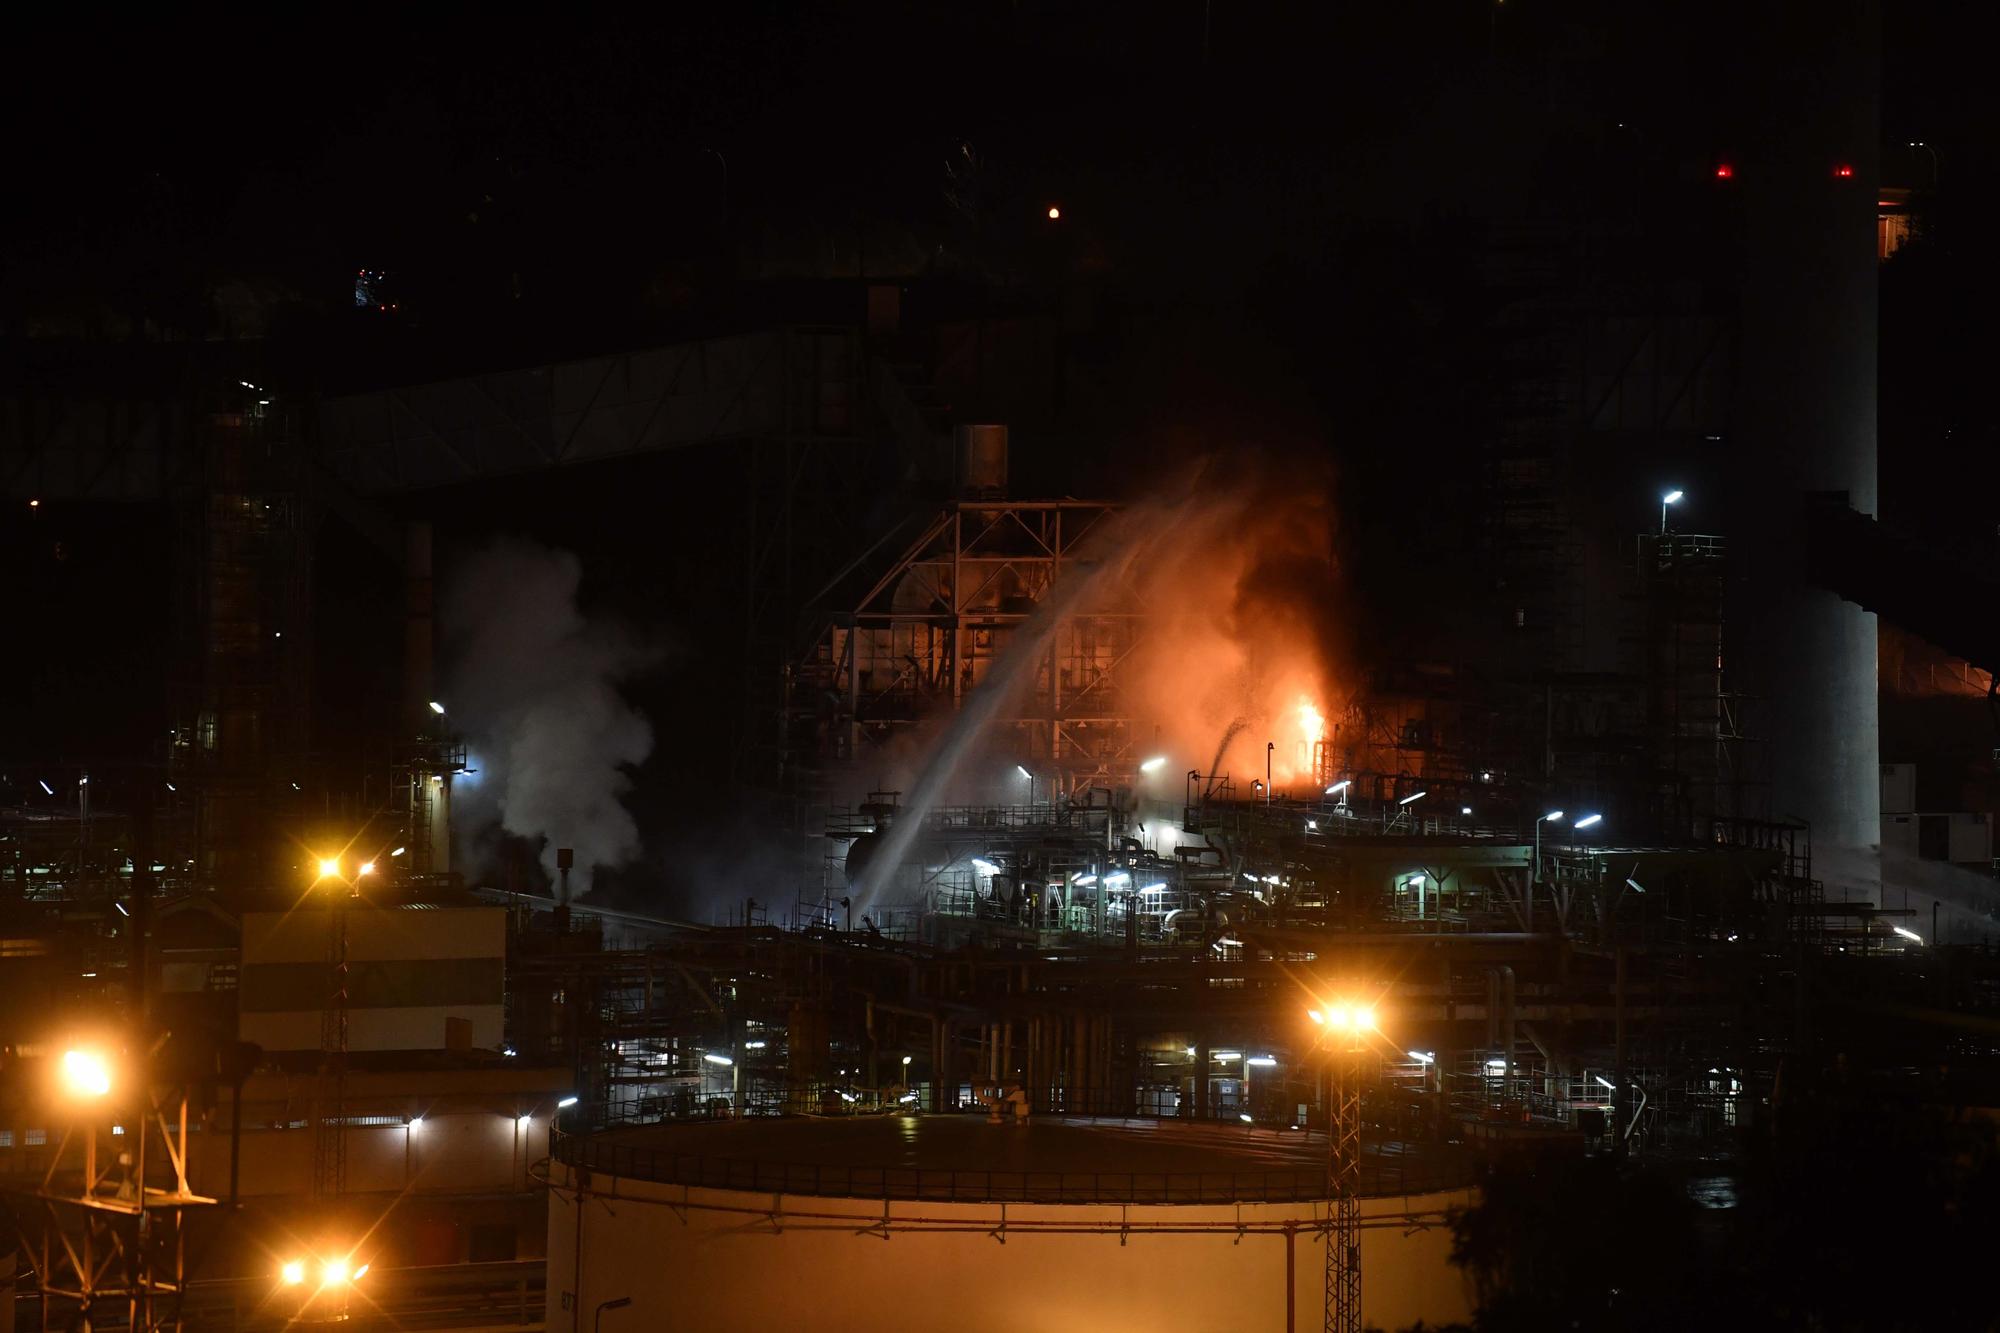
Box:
left=6, top=2, right=1996, bottom=908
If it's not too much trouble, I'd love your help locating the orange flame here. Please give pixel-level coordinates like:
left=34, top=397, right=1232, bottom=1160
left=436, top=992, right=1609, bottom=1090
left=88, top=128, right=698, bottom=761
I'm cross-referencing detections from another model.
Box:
left=1124, top=463, right=1346, bottom=793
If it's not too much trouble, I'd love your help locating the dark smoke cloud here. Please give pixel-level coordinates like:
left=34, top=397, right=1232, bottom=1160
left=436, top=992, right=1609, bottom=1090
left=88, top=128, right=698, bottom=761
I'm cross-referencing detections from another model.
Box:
left=441, top=540, right=661, bottom=891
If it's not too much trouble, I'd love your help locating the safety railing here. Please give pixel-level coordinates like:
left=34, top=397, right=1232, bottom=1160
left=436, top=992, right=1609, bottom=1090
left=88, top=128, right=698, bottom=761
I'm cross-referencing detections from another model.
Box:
left=549, top=1116, right=1470, bottom=1203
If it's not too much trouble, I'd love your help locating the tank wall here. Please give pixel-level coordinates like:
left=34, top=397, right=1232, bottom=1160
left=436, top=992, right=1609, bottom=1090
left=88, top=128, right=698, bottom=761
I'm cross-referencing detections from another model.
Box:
left=547, top=1162, right=1474, bottom=1332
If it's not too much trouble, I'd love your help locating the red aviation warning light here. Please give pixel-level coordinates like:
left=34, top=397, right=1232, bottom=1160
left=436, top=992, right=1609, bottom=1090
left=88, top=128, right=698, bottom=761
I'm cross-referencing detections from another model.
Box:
left=1714, top=163, right=1735, bottom=180
left=1834, top=163, right=1854, bottom=179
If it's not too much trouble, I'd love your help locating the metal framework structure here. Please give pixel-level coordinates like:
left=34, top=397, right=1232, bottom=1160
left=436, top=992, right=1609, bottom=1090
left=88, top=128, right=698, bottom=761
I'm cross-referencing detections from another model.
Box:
left=312, top=892, right=353, bottom=1199
left=791, top=499, right=1133, bottom=787
left=20, top=1086, right=217, bottom=1331
left=1326, top=1053, right=1363, bottom=1333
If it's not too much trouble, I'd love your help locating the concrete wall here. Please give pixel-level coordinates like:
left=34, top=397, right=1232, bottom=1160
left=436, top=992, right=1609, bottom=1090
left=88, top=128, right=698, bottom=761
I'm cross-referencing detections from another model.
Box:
left=184, top=1110, right=548, bottom=1199
left=239, top=906, right=505, bottom=1051
left=546, top=1160, right=1475, bottom=1332
left=1731, top=2, right=1881, bottom=853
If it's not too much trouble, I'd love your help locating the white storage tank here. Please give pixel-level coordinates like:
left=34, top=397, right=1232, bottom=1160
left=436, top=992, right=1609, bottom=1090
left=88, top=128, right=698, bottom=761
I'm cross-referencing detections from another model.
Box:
left=546, top=1114, right=1474, bottom=1331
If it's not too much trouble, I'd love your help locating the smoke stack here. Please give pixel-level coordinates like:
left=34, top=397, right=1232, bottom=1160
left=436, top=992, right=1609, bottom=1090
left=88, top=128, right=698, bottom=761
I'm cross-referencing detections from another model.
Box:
left=1731, top=1, right=1881, bottom=853
left=955, top=424, right=1009, bottom=499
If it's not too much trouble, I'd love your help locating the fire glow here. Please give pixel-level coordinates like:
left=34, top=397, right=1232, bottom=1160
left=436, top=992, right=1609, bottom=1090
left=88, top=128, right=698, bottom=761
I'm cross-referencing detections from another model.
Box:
left=1123, top=461, right=1347, bottom=791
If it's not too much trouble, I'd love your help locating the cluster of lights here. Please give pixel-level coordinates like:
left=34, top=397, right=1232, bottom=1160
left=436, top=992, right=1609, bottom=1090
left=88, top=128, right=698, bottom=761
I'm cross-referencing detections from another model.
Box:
left=1307, top=1004, right=1377, bottom=1031
left=280, top=1256, right=368, bottom=1288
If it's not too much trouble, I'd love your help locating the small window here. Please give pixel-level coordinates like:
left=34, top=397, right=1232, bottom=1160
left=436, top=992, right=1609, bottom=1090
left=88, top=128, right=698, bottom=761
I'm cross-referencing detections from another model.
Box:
left=0, top=1129, right=14, bottom=1147
left=25, top=1129, right=47, bottom=1146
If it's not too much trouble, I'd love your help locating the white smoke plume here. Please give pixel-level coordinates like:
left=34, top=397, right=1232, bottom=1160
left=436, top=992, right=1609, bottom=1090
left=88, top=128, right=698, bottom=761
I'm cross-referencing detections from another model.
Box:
left=442, top=540, right=659, bottom=892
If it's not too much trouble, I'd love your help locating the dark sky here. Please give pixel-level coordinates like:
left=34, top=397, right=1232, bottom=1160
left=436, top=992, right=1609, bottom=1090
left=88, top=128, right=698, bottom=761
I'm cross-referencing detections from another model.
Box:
left=6, top=2, right=1995, bottom=905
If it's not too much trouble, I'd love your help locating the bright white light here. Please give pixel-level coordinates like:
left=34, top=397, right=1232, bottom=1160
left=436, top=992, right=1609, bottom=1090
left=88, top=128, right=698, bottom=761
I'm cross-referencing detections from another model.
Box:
left=1212, top=936, right=1243, bottom=949
left=1893, top=925, right=1923, bottom=944
left=281, top=1260, right=305, bottom=1286
left=1246, top=1056, right=1278, bottom=1067
left=744, top=1040, right=768, bottom=1049
left=359, top=861, right=375, bottom=875
left=1238, top=1113, right=1253, bottom=1124
left=1398, top=790, right=1427, bottom=805
left=703, top=1053, right=734, bottom=1066
left=1212, top=1051, right=1241, bottom=1062
left=317, top=858, right=340, bottom=879
left=78, top=776, right=88, bottom=786
left=517, top=1113, right=532, bottom=1126
left=1574, top=813, right=1602, bottom=828
left=1104, top=871, right=1131, bottom=885
left=1306, top=819, right=1318, bottom=830
left=1140, top=882, right=1167, bottom=894
left=1407, top=1051, right=1434, bottom=1065
left=60, top=1050, right=112, bottom=1098
left=838, top=1091, right=858, bottom=1103
left=391, top=846, right=406, bottom=857
left=1595, top=1075, right=1615, bottom=1090
left=408, top=1116, right=423, bottom=1129
left=1486, top=1059, right=1507, bottom=1072
left=558, top=1095, right=579, bottom=1108
left=353, top=1264, right=370, bottom=1281
left=38, top=780, right=53, bottom=796
left=1307, top=1010, right=1323, bottom=1025
left=972, top=858, right=999, bottom=874
left=165, top=782, right=175, bottom=792
left=1185, top=1046, right=1197, bottom=1056
left=1016, top=765, right=1032, bottom=780
left=1541, top=810, right=1564, bottom=823
left=1460, top=806, right=1472, bottom=816
left=1261, top=874, right=1280, bottom=885
left=321, top=1257, right=351, bottom=1286
left=1074, top=873, right=1098, bottom=886
left=899, top=1093, right=918, bottom=1103
left=1326, top=780, right=1350, bottom=794
left=428, top=701, right=446, bottom=714
left=1663, top=490, right=1684, bottom=506
left=115, top=902, right=129, bottom=917
left=1140, top=756, right=1167, bottom=773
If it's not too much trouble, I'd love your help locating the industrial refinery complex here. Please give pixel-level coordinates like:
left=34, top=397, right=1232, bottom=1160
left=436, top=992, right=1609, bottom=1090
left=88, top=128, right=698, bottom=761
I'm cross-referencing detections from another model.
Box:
left=5, top=5, right=1999, bottom=1331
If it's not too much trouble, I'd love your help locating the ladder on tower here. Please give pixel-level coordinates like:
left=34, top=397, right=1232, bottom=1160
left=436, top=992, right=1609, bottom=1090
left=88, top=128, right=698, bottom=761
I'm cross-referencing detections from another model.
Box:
left=312, top=897, right=351, bottom=1198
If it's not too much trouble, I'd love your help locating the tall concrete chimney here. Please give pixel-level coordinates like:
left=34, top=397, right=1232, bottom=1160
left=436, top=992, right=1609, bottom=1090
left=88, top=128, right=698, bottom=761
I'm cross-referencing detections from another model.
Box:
left=1732, top=1, right=1881, bottom=855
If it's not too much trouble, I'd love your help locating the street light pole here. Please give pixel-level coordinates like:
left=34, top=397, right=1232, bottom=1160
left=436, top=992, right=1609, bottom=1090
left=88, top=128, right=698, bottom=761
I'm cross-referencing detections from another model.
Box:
left=1325, top=1048, right=1362, bottom=1333
left=1532, top=811, right=1563, bottom=932
left=1307, top=1004, right=1376, bottom=1333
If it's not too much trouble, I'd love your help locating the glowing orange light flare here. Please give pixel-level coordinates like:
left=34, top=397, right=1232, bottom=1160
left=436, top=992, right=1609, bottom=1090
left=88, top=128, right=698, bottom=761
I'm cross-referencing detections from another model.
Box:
left=60, top=1049, right=112, bottom=1098
left=1307, top=1003, right=1377, bottom=1032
